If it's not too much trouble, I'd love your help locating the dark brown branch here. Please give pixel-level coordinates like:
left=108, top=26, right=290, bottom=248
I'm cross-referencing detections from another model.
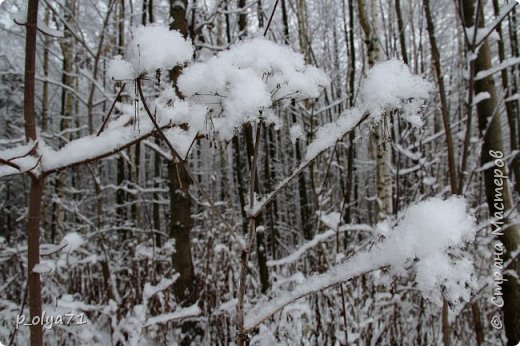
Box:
left=13, top=18, right=63, bottom=38
left=263, top=0, right=280, bottom=36
left=0, top=159, right=21, bottom=171
left=96, top=83, right=127, bottom=136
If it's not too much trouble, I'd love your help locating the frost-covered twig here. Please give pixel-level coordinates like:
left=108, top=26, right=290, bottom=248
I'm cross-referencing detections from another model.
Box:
left=267, top=224, right=373, bottom=267
left=474, top=57, right=520, bottom=81
left=244, top=258, right=376, bottom=333
left=144, top=304, right=201, bottom=327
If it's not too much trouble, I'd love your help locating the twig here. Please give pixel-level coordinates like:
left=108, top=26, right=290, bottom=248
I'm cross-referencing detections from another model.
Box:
left=97, top=83, right=127, bottom=136
left=0, top=158, right=21, bottom=171
left=13, top=18, right=63, bottom=38
left=263, top=0, right=280, bottom=37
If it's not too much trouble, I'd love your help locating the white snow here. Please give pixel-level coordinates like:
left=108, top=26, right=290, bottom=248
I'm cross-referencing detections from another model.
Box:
left=143, top=275, right=179, bottom=300
left=11, top=93, right=207, bottom=173
left=320, top=212, right=342, bottom=230
left=107, top=55, right=135, bottom=80
left=60, top=232, right=84, bottom=253
left=474, top=57, right=520, bottom=81
left=359, top=59, right=432, bottom=126
left=39, top=123, right=153, bottom=172
left=305, top=108, right=363, bottom=161
left=145, top=304, right=201, bottom=326
left=106, top=24, right=194, bottom=80
left=32, top=262, right=52, bottom=274
left=128, top=24, right=194, bottom=76
left=289, top=125, right=304, bottom=144
left=472, top=92, right=491, bottom=106
left=178, top=37, right=329, bottom=141
left=0, top=140, right=39, bottom=177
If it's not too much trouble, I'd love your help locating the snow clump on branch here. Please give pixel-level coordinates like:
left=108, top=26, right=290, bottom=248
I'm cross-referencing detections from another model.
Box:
left=178, top=37, right=330, bottom=141
left=107, top=24, right=194, bottom=80
left=376, top=196, right=477, bottom=306
left=360, top=59, right=433, bottom=126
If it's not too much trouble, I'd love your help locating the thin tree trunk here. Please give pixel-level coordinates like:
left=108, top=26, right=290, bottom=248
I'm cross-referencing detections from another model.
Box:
left=116, top=0, right=127, bottom=234
left=423, top=0, right=457, bottom=195
left=341, top=0, right=356, bottom=229
left=295, top=0, right=314, bottom=239
left=395, top=0, right=408, bottom=65
left=168, top=9, right=200, bottom=343
left=53, top=0, right=77, bottom=242
left=237, top=0, right=269, bottom=292
left=168, top=162, right=196, bottom=303
left=238, top=0, right=247, bottom=38
left=153, top=138, right=162, bottom=247
left=281, top=0, right=290, bottom=43
left=41, top=7, right=51, bottom=239
left=358, top=0, right=393, bottom=220
left=24, top=1, right=43, bottom=345
left=492, top=0, right=520, bottom=195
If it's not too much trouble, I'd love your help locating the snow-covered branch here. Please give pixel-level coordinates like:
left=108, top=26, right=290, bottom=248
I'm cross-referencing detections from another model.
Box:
left=245, top=197, right=477, bottom=332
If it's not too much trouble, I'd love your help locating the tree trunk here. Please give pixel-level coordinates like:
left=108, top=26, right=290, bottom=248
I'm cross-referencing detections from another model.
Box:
left=281, top=0, right=290, bottom=43
left=238, top=0, right=247, bottom=38
left=395, top=0, right=408, bottom=65
left=462, top=1, right=520, bottom=344
left=24, top=1, right=43, bottom=345
left=423, top=0, right=457, bottom=195
left=153, top=137, right=162, bottom=248
left=116, top=0, right=127, bottom=234
left=53, top=0, right=77, bottom=242
left=342, top=0, right=357, bottom=229
left=358, top=0, right=393, bottom=220
left=492, top=0, right=520, bottom=196
left=168, top=162, right=196, bottom=303
left=168, top=6, right=199, bottom=336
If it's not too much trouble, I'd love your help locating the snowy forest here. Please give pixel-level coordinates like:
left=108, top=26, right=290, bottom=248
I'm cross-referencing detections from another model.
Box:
left=0, top=0, right=519, bottom=344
